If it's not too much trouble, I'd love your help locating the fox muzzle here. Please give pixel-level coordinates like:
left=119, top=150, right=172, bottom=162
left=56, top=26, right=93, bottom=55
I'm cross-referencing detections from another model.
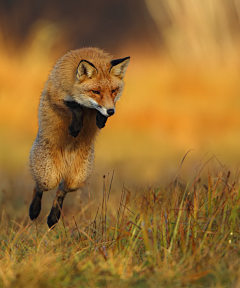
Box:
left=107, top=109, right=115, bottom=116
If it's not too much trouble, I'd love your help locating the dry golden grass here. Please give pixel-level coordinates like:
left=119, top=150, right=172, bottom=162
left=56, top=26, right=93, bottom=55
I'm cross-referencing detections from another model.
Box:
left=0, top=163, right=240, bottom=287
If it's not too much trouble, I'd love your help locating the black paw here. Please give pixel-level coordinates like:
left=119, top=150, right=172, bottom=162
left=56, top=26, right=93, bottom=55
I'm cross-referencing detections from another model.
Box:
left=96, top=111, right=108, bottom=129
left=47, top=206, right=61, bottom=228
left=29, top=197, right=42, bottom=221
left=65, top=101, right=83, bottom=138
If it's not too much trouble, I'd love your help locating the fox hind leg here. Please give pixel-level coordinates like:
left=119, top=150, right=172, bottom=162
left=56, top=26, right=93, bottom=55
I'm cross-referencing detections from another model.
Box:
left=29, top=184, right=43, bottom=221
left=47, top=183, right=67, bottom=228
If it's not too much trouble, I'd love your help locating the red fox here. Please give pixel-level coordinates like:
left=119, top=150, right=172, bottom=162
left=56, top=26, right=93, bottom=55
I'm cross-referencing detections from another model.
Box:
left=29, top=47, right=130, bottom=228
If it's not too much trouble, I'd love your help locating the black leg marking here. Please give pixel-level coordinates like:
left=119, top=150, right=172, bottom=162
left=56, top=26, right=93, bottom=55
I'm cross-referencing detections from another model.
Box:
left=47, top=189, right=67, bottom=228
left=29, top=187, right=43, bottom=221
left=96, top=111, right=108, bottom=129
left=64, top=101, right=83, bottom=138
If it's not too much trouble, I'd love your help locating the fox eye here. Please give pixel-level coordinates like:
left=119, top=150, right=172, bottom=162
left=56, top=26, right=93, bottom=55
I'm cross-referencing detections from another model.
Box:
left=92, top=90, right=100, bottom=94
left=112, top=88, right=118, bottom=94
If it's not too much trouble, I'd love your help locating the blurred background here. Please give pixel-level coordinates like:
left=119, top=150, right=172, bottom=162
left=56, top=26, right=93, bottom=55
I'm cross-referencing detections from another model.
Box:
left=1, top=0, right=240, bottom=220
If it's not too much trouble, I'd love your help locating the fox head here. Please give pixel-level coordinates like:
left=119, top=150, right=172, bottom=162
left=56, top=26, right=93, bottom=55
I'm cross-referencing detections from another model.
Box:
left=68, top=56, right=130, bottom=118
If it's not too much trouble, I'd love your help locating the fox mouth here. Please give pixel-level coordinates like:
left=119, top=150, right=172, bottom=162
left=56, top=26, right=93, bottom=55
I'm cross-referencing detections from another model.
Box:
left=67, top=95, right=115, bottom=118
left=79, top=96, right=115, bottom=117
left=64, top=100, right=113, bottom=136
left=94, top=105, right=115, bottom=118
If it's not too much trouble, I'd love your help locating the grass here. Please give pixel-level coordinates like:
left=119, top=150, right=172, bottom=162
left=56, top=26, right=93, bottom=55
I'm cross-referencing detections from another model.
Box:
left=0, top=158, right=240, bottom=288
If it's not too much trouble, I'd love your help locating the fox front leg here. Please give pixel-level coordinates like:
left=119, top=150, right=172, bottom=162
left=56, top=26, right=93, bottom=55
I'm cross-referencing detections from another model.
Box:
left=64, top=101, right=83, bottom=138
left=29, top=184, right=44, bottom=221
left=47, top=183, right=67, bottom=228
left=96, top=111, right=108, bottom=129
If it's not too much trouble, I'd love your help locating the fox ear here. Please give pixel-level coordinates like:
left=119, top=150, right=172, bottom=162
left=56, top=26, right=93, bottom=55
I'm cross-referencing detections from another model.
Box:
left=76, top=60, right=98, bottom=82
left=109, top=57, right=130, bottom=79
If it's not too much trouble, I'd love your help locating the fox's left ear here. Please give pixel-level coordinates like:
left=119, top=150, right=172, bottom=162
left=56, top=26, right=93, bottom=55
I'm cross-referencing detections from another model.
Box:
left=109, top=57, right=130, bottom=79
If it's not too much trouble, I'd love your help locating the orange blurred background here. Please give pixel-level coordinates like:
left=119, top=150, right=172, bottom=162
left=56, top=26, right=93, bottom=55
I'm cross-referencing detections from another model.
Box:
left=1, top=0, right=240, bottom=191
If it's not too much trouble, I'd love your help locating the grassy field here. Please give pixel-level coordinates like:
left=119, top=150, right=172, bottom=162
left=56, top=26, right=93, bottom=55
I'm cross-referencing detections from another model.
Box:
left=0, top=160, right=240, bottom=287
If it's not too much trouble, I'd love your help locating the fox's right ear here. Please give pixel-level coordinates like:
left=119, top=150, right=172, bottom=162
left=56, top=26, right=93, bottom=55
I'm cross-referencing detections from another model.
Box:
left=76, top=60, right=98, bottom=82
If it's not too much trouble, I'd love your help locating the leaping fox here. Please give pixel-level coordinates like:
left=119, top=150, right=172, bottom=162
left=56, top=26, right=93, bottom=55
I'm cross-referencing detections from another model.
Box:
left=29, top=47, right=130, bottom=228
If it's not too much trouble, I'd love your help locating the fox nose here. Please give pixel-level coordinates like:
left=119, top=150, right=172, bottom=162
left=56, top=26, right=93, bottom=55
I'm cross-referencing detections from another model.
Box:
left=107, top=109, right=115, bottom=116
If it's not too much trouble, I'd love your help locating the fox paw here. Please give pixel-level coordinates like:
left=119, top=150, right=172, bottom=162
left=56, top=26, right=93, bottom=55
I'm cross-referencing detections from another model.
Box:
left=96, top=111, right=108, bottom=129
left=47, top=206, right=61, bottom=228
left=29, top=197, right=42, bottom=221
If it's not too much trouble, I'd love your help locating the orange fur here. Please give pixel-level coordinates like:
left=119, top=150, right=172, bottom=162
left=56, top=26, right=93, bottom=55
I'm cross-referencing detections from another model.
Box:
left=29, top=47, right=130, bottom=227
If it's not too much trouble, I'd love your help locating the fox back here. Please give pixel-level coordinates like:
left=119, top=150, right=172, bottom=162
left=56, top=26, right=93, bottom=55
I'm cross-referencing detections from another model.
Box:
left=29, top=47, right=130, bottom=228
